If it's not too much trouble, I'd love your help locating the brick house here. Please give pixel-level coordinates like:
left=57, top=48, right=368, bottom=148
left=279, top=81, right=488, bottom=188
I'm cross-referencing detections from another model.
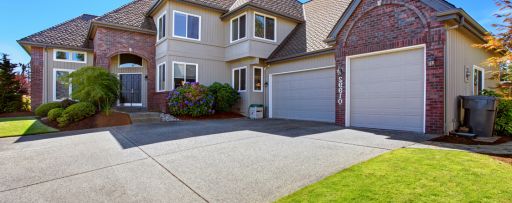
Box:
left=19, top=0, right=495, bottom=134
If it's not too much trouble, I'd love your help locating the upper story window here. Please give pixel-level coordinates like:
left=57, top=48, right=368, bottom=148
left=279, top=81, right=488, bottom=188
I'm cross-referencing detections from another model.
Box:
left=173, top=10, right=201, bottom=41
left=157, top=12, right=167, bottom=41
left=119, top=54, right=143, bottom=68
left=254, top=12, right=276, bottom=41
left=54, top=49, right=86, bottom=63
left=231, top=13, right=246, bottom=43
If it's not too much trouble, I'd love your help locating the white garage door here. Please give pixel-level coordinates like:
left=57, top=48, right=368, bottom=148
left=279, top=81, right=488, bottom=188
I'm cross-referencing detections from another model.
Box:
left=349, top=47, right=424, bottom=132
left=271, top=68, right=335, bottom=123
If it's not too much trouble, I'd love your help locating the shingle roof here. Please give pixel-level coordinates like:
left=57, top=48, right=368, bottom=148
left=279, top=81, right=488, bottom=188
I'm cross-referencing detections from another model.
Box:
left=269, top=0, right=351, bottom=61
left=94, top=0, right=156, bottom=31
left=18, top=14, right=97, bottom=49
left=179, top=0, right=237, bottom=10
left=227, top=0, right=304, bottom=21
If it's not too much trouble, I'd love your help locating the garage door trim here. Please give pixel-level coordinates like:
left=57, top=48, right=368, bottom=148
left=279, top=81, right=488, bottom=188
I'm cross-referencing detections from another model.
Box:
left=345, top=44, right=427, bottom=133
left=269, top=65, right=335, bottom=119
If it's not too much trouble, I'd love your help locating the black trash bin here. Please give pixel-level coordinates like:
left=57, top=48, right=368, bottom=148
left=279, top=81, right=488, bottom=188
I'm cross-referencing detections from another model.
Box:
left=459, top=96, right=499, bottom=137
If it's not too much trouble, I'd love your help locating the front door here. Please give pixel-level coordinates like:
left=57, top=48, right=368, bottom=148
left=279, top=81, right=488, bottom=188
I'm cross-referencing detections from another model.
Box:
left=120, top=74, right=142, bottom=106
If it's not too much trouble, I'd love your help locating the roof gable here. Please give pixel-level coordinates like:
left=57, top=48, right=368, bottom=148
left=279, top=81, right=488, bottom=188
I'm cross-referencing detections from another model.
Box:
left=94, top=0, right=156, bottom=32
left=325, top=0, right=455, bottom=43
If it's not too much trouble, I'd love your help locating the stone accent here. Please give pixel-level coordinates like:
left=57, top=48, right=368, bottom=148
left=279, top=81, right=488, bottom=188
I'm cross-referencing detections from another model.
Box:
left=30, top=47, right=44, bottom=111
left=93, top=27, right=167, bottom=112
left=334, top=0, right=446, bottom=133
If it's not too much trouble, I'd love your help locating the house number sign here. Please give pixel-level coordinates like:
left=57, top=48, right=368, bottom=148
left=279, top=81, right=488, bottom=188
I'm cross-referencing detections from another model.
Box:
left=337, top=68, right=344, bottom=105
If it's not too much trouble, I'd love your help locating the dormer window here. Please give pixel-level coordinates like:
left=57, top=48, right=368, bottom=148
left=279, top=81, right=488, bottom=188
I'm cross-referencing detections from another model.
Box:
left=231, top=13, right=246, bottom=43
left=254, top=12, right=276, bottom=41
left=173, top=10, right=201, bottom=41
left=119, top=54, right=143, bottom=68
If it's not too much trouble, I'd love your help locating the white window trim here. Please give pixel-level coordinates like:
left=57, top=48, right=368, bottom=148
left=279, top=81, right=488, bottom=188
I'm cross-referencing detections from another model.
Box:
left=171, top=61, right=199, bottom=90
left=53, top=49, right=87, bottom=64
left=157, top=12, right=167, bottom=42
left=53, top=69, right=74, bottom=102
left=232, top=66, right=247, bottom=92
left=156, top=62, right=167, bottom=92
left=172, top=10, right=202, bottom=41
left=230, top=12, right=247, bottom=43
left=253, top=12, right=277, bottom=42
left=118, top=54, right=143, bottom=68
left=473, top=65, right=485, bottom=95
left=253, top=66, right=263, bottom=92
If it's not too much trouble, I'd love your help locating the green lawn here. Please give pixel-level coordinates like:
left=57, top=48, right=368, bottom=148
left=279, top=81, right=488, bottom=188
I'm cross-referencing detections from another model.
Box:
left=277, top=148, right=512, bottom=203
left=0, top=117, right=58, bottom=138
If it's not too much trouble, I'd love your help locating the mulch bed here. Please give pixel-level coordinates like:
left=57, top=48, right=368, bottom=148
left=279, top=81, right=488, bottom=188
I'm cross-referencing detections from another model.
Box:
left=0, top=112, right=35, bottom=118
left=42, top=112, right=131, bottom=131
left=177, top=112, right=245, bottom=120
left=430, top=135, right=512, bottom=146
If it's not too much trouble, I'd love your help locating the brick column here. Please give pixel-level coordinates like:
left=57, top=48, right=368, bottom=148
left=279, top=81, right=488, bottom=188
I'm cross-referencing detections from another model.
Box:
left=30, top=47, right=44, bottom=111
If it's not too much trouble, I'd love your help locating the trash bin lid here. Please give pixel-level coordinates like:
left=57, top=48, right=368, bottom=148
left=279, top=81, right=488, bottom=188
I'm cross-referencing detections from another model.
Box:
left=249, top=104, right=264, bottom=108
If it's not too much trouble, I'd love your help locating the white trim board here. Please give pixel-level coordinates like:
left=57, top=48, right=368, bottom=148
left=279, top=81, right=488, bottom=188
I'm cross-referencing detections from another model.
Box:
left=345, top=44, right=427, bottom=133
left=268, top=65, right=335, bottom=119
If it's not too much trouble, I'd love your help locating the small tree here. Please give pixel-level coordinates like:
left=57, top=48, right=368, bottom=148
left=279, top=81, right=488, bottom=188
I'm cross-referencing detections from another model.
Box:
left=0, top=54, right=23, bottom=113
left=65, top=67, right=120, bottom=114
left=474, top=0, right=512, bottom=98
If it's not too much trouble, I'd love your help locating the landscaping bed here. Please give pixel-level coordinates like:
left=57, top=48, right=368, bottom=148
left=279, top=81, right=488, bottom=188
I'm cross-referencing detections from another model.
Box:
left=430, top=135, right=512, bottom=145
left=42, top=111, right=131, bottom=131
left=487, top=154, right=512, bottom=165
left=0, top=111, right=34, bottom=118
left=176, top=112, right=245, bottom=120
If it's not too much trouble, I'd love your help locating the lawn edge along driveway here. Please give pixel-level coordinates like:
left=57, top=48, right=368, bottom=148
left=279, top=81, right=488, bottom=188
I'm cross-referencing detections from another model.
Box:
left=277, top=148, right=512, bottom=203
left=0, top=117, right=58, bottom=138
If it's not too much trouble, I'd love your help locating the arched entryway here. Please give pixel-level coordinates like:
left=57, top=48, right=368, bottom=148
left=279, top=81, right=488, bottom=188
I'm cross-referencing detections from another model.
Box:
left=109, top=53, right=148, bottom=108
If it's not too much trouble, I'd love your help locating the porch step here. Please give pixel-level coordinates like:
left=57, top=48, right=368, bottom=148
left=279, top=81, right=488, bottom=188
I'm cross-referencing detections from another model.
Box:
left=129, top=112, right=162, bottom=123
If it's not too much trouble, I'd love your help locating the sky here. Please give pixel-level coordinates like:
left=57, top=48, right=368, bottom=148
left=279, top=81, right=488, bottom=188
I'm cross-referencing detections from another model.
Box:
left=0, top=0, right=503, bottom=65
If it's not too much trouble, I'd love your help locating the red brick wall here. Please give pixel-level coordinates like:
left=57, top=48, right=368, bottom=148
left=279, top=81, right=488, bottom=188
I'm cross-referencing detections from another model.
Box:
left=30, top=47, right=44, bottom=111
left=334, top=0, right=446, bottom=133
left=93, top=27, right=167, bottom=112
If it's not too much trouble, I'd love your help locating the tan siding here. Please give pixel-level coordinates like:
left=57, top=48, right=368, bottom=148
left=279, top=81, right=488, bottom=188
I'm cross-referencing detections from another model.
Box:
left=445, top=28, right=499, bottom=133
left=228, top=58, right=261, bottom=115
left=45, top=48, right=94, bottom=102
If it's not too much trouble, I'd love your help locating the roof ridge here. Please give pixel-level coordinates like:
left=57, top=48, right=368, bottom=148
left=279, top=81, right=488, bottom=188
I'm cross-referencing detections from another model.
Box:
left=94, top=0, right=143, bottom=21
left=19, top=14, right=96, bottom=42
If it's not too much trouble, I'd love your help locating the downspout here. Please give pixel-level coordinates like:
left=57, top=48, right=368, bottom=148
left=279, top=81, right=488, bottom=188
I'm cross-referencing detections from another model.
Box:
left=444, top=15, right=465, bottom=134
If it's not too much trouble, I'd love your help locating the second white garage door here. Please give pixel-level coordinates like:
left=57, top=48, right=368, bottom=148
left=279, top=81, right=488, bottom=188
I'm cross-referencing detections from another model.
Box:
left=348, top=47, right=425, bottom=132
left=271, top=67, right=335, bottom=123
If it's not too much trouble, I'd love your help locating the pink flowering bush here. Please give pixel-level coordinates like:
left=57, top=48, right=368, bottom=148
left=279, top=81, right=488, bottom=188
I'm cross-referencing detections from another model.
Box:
left=168, top=82, right=215, bottom=117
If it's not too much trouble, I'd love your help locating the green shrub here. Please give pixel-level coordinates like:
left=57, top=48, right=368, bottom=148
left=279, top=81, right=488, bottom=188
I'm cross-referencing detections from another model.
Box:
left=48, top=108, right=64, bottom=121
left=495, top=99, right=512, bottom=136
left=60, top=99, right=77, bottom=109
left=57, top=102, right=96, bottom=127
left=35, top=102, right=62, bottom=117
left=65, top=67, right=119, bottom=112
left=208, top=82, right=240, bottom=112
left=168, top=83, right=214, bottom=117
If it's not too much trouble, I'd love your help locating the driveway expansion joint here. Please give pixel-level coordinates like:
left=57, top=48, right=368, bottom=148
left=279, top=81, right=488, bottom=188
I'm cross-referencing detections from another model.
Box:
left=300, top=137, right=393, bottom=151
left=112, top=128, right=210, bottom=203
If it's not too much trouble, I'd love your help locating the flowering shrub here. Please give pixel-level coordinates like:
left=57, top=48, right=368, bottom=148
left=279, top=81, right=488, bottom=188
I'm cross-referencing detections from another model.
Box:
left=168, top=83, right=215, bottom=117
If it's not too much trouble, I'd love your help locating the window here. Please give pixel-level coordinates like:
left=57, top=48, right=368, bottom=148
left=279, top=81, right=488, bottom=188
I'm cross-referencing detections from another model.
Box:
left=157, top=63, right=166, bottom=92
left=119, top=54, right=143, bottom=68
left=53, top=69, right=73, bottom=101
left=231, top=14, right=246, bottom=42
left=253, top=67, right=263, bottom=92
left=173, top=11, right=201, bottom=40
left=473, top=66, right=485, bottom=95
left=173, top=62, right=198, bottom=89
left=54, top=50, right=86, bottom=63
left=157, top=12, right=166, bottom=41
left=254, top=13, right=276, bottom=41
left=232, top=67, right=247, bottom=92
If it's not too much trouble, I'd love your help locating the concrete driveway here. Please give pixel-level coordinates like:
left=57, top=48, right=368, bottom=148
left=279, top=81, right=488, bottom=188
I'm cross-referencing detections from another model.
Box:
left=0, top=119, right=433, bottom=203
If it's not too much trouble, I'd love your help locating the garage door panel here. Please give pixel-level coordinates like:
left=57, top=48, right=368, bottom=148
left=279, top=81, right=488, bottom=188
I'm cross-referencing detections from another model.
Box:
left=350, top=48, right=424, bottom=132
left=272, top=68, right=335, bottom=123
